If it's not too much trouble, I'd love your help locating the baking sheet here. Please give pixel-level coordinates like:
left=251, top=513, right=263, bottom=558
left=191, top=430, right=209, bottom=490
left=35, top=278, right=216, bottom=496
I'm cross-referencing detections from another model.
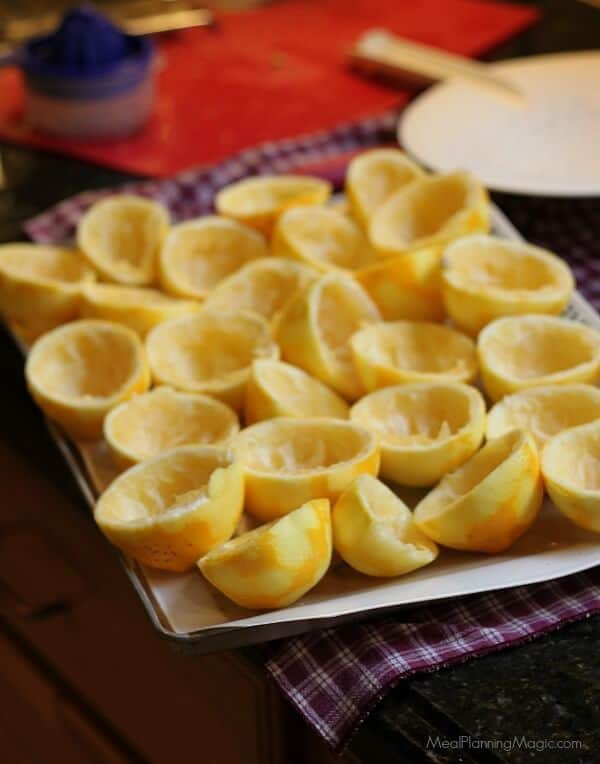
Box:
left=36, top=205, right=600, bottom=652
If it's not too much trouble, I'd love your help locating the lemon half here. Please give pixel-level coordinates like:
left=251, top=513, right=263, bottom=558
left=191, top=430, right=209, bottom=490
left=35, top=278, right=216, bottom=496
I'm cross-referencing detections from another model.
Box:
left=159, top=216, right=268, bottom=301
left=478, top=315, right=600, bottom=402
left=487, top=384, right=600, bottom=449
left=202, top=257, right=317, bottom=324
left=275, top=272, right=381, bottom=400
left=104, top=387, right=239, bottom=468
left=198, top=498, right=332, bottom=609
left=26, top=319, right=150, bottom=440
left=95, top=445, right=244, bottom=572
left=145, top=311, right=279, bottom=412
left=77, top=195, right=169, bottom=285
left=346, top=149, right=425, bottom=227
left=370, top=171, right=489, bottom=257
left=0, top=244, right=95, bottom=334
left=245, top=359, right=349, bottom=424
left=541, top=421, right=600, bottom=533
left=234, top=417, right=379, bottom=521
left=333, top=475, right=438, bottom=577
left=351, top=320, right=478, bottom=392
left=273, top=206, right=376, bottom=271
left=442, top=235, right=574, bottom=335
left=351, top=382, right=486, bottom=486
left=215, top=175, right=332, bottom=235
left=414, top=429, right=543, bottom=553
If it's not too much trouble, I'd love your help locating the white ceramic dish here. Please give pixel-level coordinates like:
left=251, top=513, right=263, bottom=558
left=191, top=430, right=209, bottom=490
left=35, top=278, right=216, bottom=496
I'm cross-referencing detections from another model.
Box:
left=35, top=205, right=600, bottom=653
left=399, top=51, right=600, bottom=197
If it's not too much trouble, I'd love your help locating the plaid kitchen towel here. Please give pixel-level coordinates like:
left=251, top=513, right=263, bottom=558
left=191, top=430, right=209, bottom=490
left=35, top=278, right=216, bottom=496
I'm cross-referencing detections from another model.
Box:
left=24, top=119, right=600, bottom=752
left=266, top=570, right=600, bottom=749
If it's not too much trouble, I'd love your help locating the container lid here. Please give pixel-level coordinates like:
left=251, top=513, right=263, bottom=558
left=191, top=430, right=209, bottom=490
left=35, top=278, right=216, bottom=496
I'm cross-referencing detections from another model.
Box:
left=399, top=51, right=600, bottom=197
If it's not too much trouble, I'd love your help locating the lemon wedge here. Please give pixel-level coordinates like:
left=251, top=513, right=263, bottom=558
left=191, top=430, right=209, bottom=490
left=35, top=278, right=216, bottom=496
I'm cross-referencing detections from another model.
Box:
left=351, top=382, right=485, bottom=486
left=198, top=498, right=332, bottom=609
left=26, top=319, right=150, bottom=440
left=201, top=257, right=317, bottom=324
left=145, top=311, right=279, bottom=412
left=355, top=246, right=444, bottom=321
left=95, top=445, right=244, bottom=572
left=478, top=315, right=600, bottom=402
left=104, top=387, right=239, bottom=468
left=215, top=175, right=332, bottom=235
left=487, top=384, right=600, bottom=449
left=245, top=359, right=349, bottom=424
left=541, top=421, right=600, bottom=533
left=346, top=149, right=425, bottom=228
left=414, top=429, right=543, bottom=553
left=333, top=475, right=438, bottom=577
left=442, top=235, right=575, bottom=335
left=370, top=171, right=489, bottom=257
left=351, top=320, right=477, bottom=392
left=77, top=195, right=169, bottom=285
left=275, top=272, right=381, bottom=400
left=80, top=284, right=199, bottom=337
left=159, top=216, right=267, bottom=301
left=273, top=206, right=376, bottom=271
left=234, top=417, right=379, bottom=521
left=0, top=243, right=95, bottom=334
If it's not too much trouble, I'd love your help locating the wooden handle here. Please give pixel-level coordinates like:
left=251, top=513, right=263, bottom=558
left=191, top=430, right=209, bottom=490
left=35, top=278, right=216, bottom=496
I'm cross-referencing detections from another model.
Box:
left=350, top=28, right=523, bottom=102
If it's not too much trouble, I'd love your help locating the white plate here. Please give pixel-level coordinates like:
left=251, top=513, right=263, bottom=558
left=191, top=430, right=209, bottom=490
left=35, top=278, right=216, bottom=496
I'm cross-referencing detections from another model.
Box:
left=399, top=51, right=600, bottom=197
left=39, top=206, right=600, bottom=652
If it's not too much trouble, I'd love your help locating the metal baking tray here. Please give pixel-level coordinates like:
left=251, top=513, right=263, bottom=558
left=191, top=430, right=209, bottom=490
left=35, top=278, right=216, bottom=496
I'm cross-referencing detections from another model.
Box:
left=25, top=205, right=600, bottom=653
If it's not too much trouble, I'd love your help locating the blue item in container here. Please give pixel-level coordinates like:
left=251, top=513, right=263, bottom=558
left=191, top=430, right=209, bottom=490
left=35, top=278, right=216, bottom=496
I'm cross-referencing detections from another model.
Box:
left=18, top=7, right=156, bottom=139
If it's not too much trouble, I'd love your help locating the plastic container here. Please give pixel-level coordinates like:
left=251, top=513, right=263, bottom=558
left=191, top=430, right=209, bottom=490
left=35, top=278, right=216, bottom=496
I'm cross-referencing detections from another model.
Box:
left=20, top=7, right=155, bottom=140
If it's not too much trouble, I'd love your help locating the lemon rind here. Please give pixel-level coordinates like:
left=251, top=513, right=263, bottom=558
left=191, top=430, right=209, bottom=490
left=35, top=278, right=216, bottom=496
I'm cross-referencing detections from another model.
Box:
left=486, top=384, right=600, bottom=446
left=369, top=171, right=490, bottom=257
left=350, top=320, right=478, bottom=391
left=346, top=149, right=426, bottom=227
left=77, top=195, right=170, bottom=286
left=104, top=387, right=240, bottom=467
left=158, top=216, right=268, bottom=300
left=145, top=310, right=279, bottom=409
left=541, top=421, right=600, bottom=499
left=478, top=315, right=600, bottom=400
left=350, top=382, right=486, bottom=485
left=25, top=319, right=150, bottom=439
left=234, top=417, right=378, bottom=480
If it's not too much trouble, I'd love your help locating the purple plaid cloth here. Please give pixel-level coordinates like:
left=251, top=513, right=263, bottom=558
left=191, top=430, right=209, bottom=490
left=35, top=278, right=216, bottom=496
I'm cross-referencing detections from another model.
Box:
left=266, top=570, right=600, bottom=748
left=24, top=117, right=600, bottom=752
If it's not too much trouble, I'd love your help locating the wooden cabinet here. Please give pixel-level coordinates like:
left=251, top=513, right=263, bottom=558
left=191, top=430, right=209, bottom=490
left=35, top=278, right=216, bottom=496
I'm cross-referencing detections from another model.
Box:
left=0, top=441, right=289, bottom=764
left=0, top=629, right=130, bottom=763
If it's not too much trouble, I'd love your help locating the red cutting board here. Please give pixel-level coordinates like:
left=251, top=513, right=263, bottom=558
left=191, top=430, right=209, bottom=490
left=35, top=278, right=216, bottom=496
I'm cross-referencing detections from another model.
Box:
left=0, top=0, right=538, bottom=176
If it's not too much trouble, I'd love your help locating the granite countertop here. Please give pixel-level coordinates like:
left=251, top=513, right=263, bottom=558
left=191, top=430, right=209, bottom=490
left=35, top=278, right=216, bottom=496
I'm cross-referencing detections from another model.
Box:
left=349, top=615, right=599, bottom=763
left=0, top=1, right=598, bottom=762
